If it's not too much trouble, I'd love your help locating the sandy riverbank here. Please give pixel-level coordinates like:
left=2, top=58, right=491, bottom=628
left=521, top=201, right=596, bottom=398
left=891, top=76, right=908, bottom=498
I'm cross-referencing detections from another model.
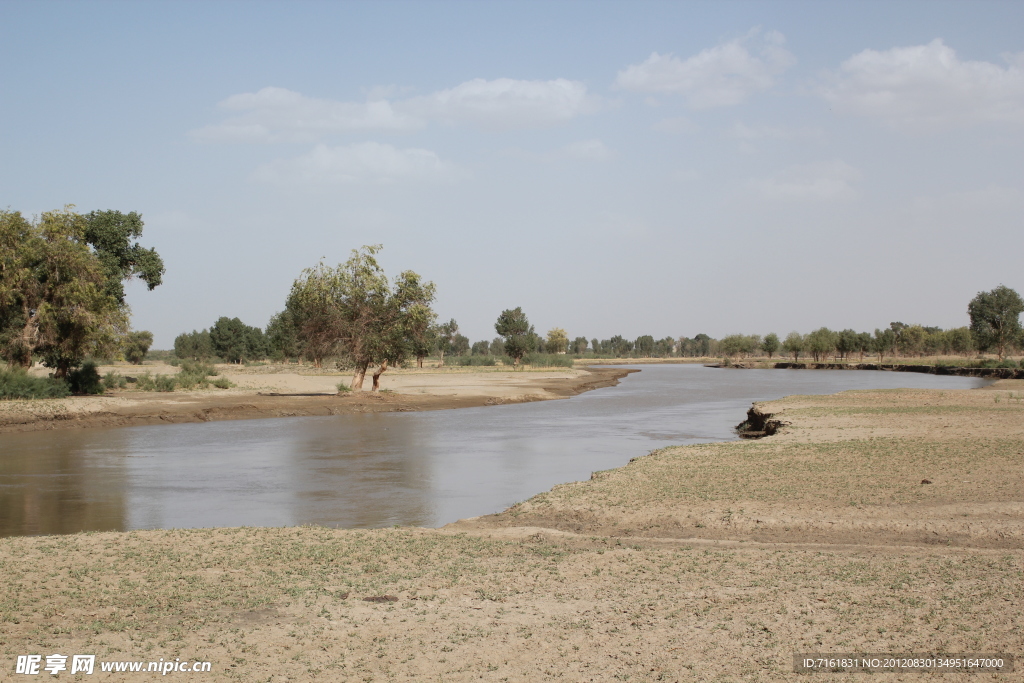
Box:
left=0, top=384, right=1021, bottom=680
left=0, top=363, right=632, bottom=434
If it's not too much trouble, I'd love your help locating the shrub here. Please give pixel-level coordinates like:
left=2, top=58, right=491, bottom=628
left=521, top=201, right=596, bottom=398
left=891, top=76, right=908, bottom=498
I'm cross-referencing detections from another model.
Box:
left=211, top=377, right=232, bottom=389
left=154, top=374, right=176, bottom=392
left=522, top=352, right=574, bottom=368
left=67, top=361, right=104, bottom=395
left=102, top=371, right=128, bottom=390
left=451, top=355, right=496, bottom=366
left=336, top=382, right=351, bottom=393
left=0, top=368, right=70, bottom=399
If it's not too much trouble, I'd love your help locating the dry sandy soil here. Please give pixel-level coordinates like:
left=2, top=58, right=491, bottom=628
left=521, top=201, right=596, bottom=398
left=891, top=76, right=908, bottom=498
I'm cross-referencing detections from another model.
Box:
left=0, top=363, right=630, bottom=434
left=0, top=379, right=1021, bottom=681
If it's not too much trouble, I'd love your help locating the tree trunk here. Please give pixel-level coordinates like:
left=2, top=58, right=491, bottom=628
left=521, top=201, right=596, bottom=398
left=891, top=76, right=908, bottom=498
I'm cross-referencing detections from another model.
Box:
left=371, top=359, right=389, bottom=392
left=417, top=355, right=423, bottom=368
left=352, top=361, right=369, bottom=390
left=438, top=350, right=445, bottom=367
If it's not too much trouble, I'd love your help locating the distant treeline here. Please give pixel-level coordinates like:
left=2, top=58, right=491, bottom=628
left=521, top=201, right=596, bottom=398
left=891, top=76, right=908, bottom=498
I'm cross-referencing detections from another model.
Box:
left=172, top=286, right=1024, bottom=369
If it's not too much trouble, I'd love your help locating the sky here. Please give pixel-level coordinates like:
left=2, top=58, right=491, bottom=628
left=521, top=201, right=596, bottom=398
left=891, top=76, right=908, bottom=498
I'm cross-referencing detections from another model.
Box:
left=3, top=0, right=1023, bottom=348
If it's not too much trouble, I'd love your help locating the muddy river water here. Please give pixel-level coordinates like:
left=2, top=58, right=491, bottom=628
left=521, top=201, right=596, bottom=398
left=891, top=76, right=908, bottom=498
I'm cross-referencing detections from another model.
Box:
left=0, top=365, right=989, bottom=537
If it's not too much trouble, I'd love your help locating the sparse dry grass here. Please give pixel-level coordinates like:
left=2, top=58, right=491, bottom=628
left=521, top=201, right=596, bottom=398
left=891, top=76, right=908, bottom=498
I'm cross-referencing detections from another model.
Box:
left=1, top=386, right=1022, bottom=681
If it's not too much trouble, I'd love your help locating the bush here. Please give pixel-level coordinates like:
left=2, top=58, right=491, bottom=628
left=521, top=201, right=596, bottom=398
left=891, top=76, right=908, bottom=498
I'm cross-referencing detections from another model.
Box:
left=102, top=371, right=128, bottom=390
left=135, top=373, right=176, bottom=391
left=67, top=361, right=104, bottom=395
left=450, top=355, right=496, bottom=367
left=154, top=374, right=176, bottom=392
left=522, top=353, right=574, bottom=368
left=0, top=368, right=70, bottom=399
left=336, top=381, right=351, bottom=393
left=211, top=377, right=232, bottom=389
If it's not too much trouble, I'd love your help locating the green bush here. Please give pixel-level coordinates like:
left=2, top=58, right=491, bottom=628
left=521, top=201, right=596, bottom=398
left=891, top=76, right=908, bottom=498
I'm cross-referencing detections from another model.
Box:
left=336, top=381, right=351, bottom=393
left=67, top=361, right=105, bottom=395
left=450, top=355, right=496, bottom=366
left=211, top=377, right=232, bottom=389
left=522, top=353, right=574, bottom=368
left=154, top=374, right=176, bottom=392
left=102, top=371, right=128, bottom=390
left=0, top=368, right=70, bottom=399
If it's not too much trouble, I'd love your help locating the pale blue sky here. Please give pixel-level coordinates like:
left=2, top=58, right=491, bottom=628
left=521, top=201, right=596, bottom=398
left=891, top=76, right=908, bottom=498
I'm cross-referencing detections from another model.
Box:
left=3, top=1, right=1022, bottom=347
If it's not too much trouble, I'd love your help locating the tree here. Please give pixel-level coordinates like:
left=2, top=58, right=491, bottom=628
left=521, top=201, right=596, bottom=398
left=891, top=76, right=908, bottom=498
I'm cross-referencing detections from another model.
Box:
left=286, top=245, right=436, bottom=389
left=266, top=310, right=301, bottom=363
left=590, top=338, right=600, bottom=355
left=720, top=334, right=747, bottom=358
left=806, top=327, right=836, bottom=362
left=634, top=334, right=655, bottom=357
left=210, top=317, right=250, bottom=363
left=82, top=210, right=164, bottom=303
left=871, top=328, right=895, bottom=362
left=471, top=340, right=491, bottom=355
left=451, top=333, right=470, bottom=356
left=546, top=328, right=569, bottom=354
left=968, top=285, right=1023, bottom=360
left=761, top=332, right=779, bottom=359
left=897, top=325, right=926, bottom=357
left=434, top=319, right=459, bottom=366
left=570, top=336, right=588, bottom=355
left=946, top=326, right=974, bottom=356
left=122, top=330, right=154, bottom=364
left=490, top=337, right=504, bottom=356
left=856, top=331, right=873, bottom=360
left=693, top=333, right=712, bottom=357
left=406, top=301, right=437, bottom=368
left=608, top=335, right=633, bottom=356
left=174, top=330, right=213, bottom=361
left=835, top=329, right=859, bottom=361
left=0, top=207, right=139, bottom=377
left=782, top=332, right=804, bottom=362
left=495, top=307, right=532, bottom=366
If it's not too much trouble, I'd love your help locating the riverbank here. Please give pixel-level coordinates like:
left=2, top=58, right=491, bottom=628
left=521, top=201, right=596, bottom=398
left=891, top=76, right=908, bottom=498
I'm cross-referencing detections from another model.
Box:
left=721, top=360, right=1024, bottom=380
left=0, top=364, right=633, bottom=434
left=1, top=384, right=1020, bottom=680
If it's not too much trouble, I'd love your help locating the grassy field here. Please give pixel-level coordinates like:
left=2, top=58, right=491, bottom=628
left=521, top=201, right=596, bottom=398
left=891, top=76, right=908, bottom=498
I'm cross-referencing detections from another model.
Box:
left=1, top=383, right=1021, bottom=681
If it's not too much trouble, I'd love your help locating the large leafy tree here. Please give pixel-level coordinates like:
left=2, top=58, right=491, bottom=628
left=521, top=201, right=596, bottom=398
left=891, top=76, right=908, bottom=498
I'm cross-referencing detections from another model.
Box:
left=761, top=332, right=780, bottom=359
left=0, top=207, right=160, bottom=377
left=495, top=307, right=532, bottom=366
left=968, top=285, right=1023, bottom=360
left=287, top=245, right=436, bottom=390
left=546, top=328, right=569, bottom=354
left=806, top=327, right=836, bottom=362
left=782, top=332, right=804, bottom=362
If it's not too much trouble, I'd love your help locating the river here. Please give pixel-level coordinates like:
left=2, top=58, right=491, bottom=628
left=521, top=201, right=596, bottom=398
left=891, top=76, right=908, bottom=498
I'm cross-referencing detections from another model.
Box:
left=0, top=365, right=990, bottom=537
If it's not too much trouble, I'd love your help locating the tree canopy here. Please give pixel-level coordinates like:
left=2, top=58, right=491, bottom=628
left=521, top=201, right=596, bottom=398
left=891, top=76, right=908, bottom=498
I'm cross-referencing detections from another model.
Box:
left=968, top=285, right=1023, bottom=360
left=0, top=207, right=161, bottom=376
left=495, top=307, right=532, bottom=366
left=286, top=245, right=436, bottom=389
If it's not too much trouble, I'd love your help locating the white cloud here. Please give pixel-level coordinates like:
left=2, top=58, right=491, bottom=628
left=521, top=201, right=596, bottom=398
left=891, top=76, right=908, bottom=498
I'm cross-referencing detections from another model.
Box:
left=191, top=87, right=423, bottom=142
left=560, top=139, right=611, bottom=161
left=194, top=78, right=593, bottom=142
left=252, top=142, right=452, bottom=185
left=614, top=29, right=794, bottom=108
left=406, top=77, right=592, bottom=129
left=729, top=122, right=823, bottom=140
left=652, top=116, right=698, bottom=133
left=752, top=160, right=861, bottom=201
left=821, top=39, right=1024, bottom=129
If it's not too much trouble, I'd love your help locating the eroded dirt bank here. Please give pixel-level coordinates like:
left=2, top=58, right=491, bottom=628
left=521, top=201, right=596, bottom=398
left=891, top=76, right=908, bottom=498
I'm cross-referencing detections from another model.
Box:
left=0, top=366, right=633, bottom=434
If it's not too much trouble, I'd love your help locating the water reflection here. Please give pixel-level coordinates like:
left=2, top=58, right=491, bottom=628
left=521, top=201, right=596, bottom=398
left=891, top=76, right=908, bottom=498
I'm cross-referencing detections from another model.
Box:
left=0, top=365, right=990, bottom=537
